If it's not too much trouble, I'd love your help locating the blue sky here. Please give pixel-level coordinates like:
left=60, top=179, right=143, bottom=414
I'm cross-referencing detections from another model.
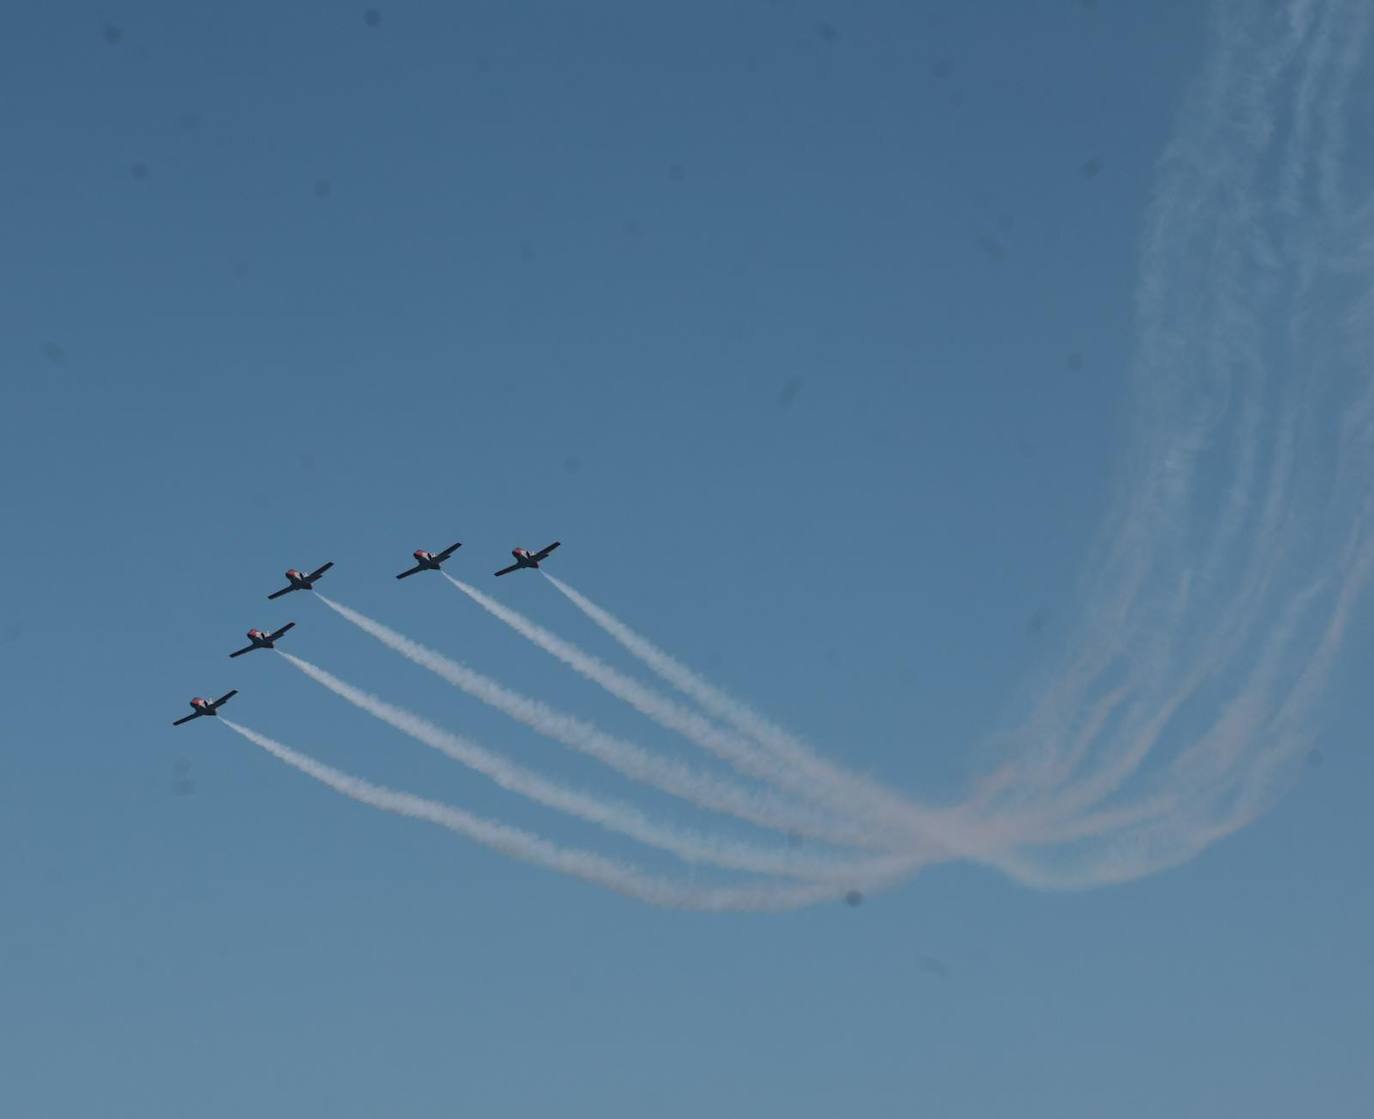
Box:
left=3, top=2, right=1372, bottom=1116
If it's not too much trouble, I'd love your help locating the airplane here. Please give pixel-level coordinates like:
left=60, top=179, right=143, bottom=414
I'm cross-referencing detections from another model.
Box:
left=228, top=622, right=296, bottom=658
left=172, top=690, right=238, bottom=726
left=494, top=541, right=561, bottom=577
left=396, top=542, right=463, bottom=580
left=267, top=562, right=333, bottom=600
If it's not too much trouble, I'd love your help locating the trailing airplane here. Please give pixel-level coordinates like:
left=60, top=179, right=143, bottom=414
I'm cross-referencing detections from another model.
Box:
left=267, top=562, right=333, bottom=600
left=172, top=690, right=238, bottom=726
left=396, top=542, right=463, bottom=580
left=229, top=622, right=296, bottom=658
left=494, top=541, right=561, bottom=577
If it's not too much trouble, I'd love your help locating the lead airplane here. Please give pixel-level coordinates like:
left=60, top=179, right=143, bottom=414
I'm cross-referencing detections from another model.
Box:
left=396, top=542, right=463, bottom=580
left=494, top=541, right=561, bottom=576
left=267, top=562, right=333, bottom=600
left=229, top=622, right=296, bottom=658
left=172, top=690, right=238, bottom=726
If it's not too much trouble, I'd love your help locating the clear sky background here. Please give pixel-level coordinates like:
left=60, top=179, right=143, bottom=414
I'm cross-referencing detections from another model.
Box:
left=2, top=3, right=1372, bottom=1116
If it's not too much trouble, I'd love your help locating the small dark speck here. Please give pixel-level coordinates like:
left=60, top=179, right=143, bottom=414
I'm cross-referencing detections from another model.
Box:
left=1307, top=748, right=1325, bottom=769
left=130, top=162, right=150, bottom=181
left=816, top=22, right=840, bottom=43
left=976, top=234, right=1008, bottom=262
left=313, top=179, right=332, bottom=199
left=171, top=757, right=195, bottom=796
left=917, top=955, right=951, bottom=979
left=1066, top=350, right=1085, bottom=370
left=777, top=376, right=804, bottom=409
left=668, top=163, right=686, bottom=183
left=1080, top=156, right=1104, bottom=179
left=363, top=8, right=382, bottom=27
left=102, top=24, right=124, bottom=45
left=563, top=455, right=582, bottom=475
left=845, top=890, right=863, bottom=908
left=42, top=342, right=65, bottom=365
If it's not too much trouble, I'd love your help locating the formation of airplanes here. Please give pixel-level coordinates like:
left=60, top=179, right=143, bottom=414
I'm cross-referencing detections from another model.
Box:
left=173, top=540, right=562, bottom=725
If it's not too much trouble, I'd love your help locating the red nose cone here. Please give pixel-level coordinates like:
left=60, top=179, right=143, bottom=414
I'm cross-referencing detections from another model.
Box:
left=415, top=550, right=428, bottom=560
left=287, top=569, right=302, bottom=579
left=249, top=630, right=264, bottom=639
left=514, top=548, right=527, bottom=557
left=192, top=697, right=207, bottom=706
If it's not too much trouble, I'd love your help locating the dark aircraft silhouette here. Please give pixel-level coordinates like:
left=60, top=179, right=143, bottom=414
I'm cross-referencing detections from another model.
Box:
left=267, top=562, right=333, bottom=600
left=172, top=690, right=238, bottom=726
left=229, top=622, right=296, bottom=658
left=396, top=542, right=463, bottom=580
left=494, top=542, right=561, bottom=577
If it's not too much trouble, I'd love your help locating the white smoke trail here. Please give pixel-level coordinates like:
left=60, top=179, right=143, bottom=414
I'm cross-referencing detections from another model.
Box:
left=277, top=650, right=917, bottom=883
left=225, top=1, right=1372, bottom=906
left=542, top=574, right=908, bottom=797
left=982, top=4, right=1316, bottom=806
left=312, top=593, right=881, bottom=850
left=444, top=575, right=977, bottom=852
left=219, top=719, right=882, bottom=911
left=538, top=573, right=1013, bottom=861
left=976, top=0, right=1373, bottom=866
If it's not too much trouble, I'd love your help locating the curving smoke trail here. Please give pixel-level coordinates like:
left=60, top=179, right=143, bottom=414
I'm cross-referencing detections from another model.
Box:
left=538, top=572, right=1017, bottom=863
left=219, top=719, right=881, bottom=911
left=313, top=593, right=881, bottom=850
left=227, top=0, right=1373, bottom=908
left=277, top=650, right=918, bottom=883
left=542, top=574, right=924, bottom=808
left=444, top=575, right=985, bottom=854
left=966, top=0, right=1374, bottom=886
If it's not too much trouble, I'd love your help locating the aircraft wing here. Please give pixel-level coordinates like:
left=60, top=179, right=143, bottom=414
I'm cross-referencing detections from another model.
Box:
left=267, top=585, right=293, bottom=600
left=212, top=689, right=238, bottom=708
left=172, top=712, right=201, bottom=726
left=395, top=565, right=425, bottom=580
left=229, top=644, right=256, bottom=658
left=493, top=562, right=521, bottom=577
left=307, top=561, right=334, bottom=581
left=270, top=622, right=296, bottom=640
left=533, top=541, right=561, bottom=561
left=437, top=542, right=463, bottom=560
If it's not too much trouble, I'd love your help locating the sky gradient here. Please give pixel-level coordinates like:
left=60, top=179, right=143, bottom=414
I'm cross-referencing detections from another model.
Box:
left=3, top=3, right=1372, bottom=1116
